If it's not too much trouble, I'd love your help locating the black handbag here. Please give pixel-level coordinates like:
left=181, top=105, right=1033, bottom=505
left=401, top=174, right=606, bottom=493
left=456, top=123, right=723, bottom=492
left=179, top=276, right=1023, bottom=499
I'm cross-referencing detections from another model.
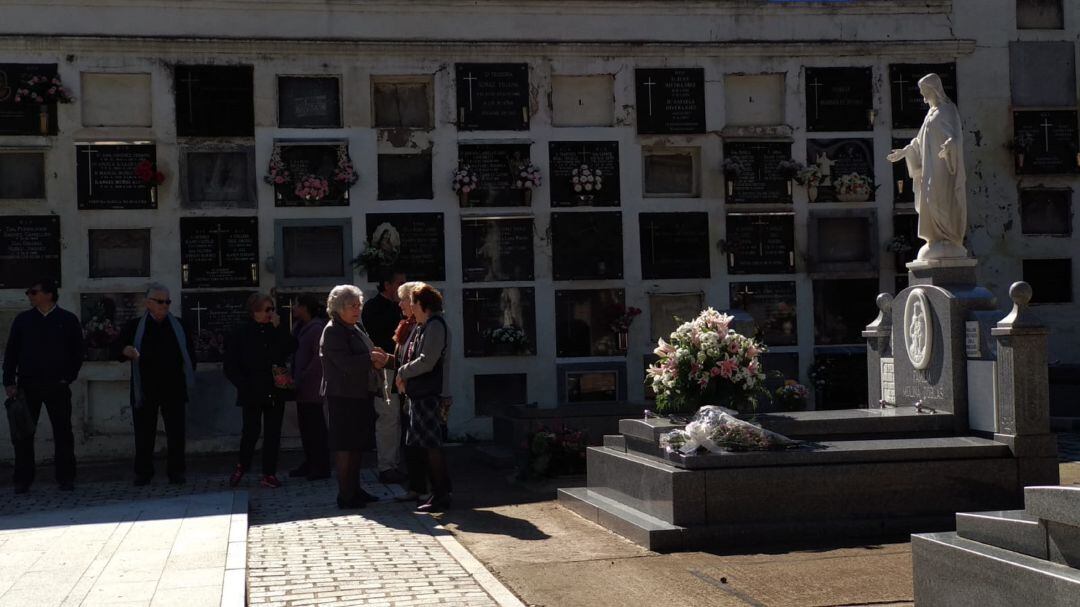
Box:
left=4, top=389, right=34, bottom=441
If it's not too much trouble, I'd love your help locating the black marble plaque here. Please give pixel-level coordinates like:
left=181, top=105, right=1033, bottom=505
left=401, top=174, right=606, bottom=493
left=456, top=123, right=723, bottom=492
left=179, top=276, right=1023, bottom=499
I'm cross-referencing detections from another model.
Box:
left=462, top=287, right=537, bottom=357
left=88, top=229, right=151, bottom=278
left=275, top=144, right=350, bottom=206
left=365, top=213, right=445, bottom=281
left=729, top=281, right=797, bottom=346
left=639, top=213, right=710, bottom=279
left=183, top=148, right=256, bottom=209
left=180, top=217, right=259, bottom=288
left=274, top=291, right=328, bottom=329
left=474, top=374, right=527, bottom=416
left=1020, top=189, right=1072, bottom=235
left=1013, top=110, right=1080, bottom=175
left=725, top=214, right=795, bottom=275
left=810, top=349, right=869, bottom=409
left=0, top=152, right=45, bottom=199
left=0, top=63, right=58, bottom=135
left=76, top=144, right=156, bottom=210
left=377, top=154, right=433, bottom=200
left=551, top=212, right=623, bottom=280
left=554, top=289, right=625, bottom=357
left=281, top=225, right=345, bottom=280
left=635, top=68, right=706, bottom=135
left=889, top=63, right=958, bottom=129
left=811, top=215, right=875, bottom=269
left=805, top=67, right=874, bottom=132
left=892, top=137, right=915, bottom=204
left=806, top=139, right=876, bottom=202
left=181, top=290, right=254, bottom=363
left=174, top=65, right=254, bottom=137
left=0, top=215, right=60, bottom=289
left=455, top=63, right=529, bottom=131
left=278, top=76, right=341, bottom=128
left=724, top=141, right=794, bottom=204
left=812, top=279, right=879, bottom=345
left=81, top=292, right=145, bottom=361
left=461, top=217, right=534, bottom=282
left=548, top=141, right=620, bottom=207
left=458, top=144, right=531, bottom=207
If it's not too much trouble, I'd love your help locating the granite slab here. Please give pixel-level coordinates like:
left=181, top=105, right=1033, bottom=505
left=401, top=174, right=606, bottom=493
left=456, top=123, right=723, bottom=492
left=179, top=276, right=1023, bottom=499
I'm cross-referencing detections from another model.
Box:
left=1025, top=486, right=1080, bottom=527
left=955, top=510, right=1048, bottom=559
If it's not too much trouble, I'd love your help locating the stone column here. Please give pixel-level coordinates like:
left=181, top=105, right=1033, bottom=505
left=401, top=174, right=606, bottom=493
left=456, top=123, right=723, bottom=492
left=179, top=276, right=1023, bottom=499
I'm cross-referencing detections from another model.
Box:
left=862, top=293, right=893, bottom=408
left=991, top=282, right=1060, bottom=486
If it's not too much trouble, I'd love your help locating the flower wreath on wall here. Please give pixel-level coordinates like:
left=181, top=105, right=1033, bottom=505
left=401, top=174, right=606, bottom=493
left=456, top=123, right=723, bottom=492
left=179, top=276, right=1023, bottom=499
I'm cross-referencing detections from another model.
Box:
left=264, top=143, right=357, bottom=202
left=13, top=74, right=74, bottom=104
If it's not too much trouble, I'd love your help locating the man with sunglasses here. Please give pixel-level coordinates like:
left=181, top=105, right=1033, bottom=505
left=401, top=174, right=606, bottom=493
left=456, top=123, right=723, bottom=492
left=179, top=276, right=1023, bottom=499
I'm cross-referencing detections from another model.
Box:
left=116, top=283, right=197, bottom=486
left=3, top=278, right=83, bottom=494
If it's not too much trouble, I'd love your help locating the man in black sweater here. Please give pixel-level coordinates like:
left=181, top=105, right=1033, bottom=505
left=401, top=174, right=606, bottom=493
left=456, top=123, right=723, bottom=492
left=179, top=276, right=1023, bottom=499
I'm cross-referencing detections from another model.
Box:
left=2, top=279, right=83, bottom=493
left=361, top=269, right=405, bottom=484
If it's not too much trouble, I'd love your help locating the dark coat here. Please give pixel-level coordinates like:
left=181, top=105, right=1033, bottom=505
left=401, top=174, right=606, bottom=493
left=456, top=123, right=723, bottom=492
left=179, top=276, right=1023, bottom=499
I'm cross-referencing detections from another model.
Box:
left=292, top=317, right=327, bottom=404
left=319, top=317, right=375, bottom=400
left=115, top=314, right=198, bottom=404
left=223, top=320, right=297, bottom=407
left=2, top=306, right=83, bottom=388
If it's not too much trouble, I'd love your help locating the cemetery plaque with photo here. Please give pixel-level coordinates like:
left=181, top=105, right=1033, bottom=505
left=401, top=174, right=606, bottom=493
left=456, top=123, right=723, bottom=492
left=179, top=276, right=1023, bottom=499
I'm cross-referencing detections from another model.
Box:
left=275, top=144, right=350, bottom=206
left=639, top=213, right=710, bottom=279
left=458, top=144, right=531, bottom=207
left=182, top=148, right=256, bottom=208
left=724, top=141, right=793, bottom=204
left=1020, top=189, right=1072, bottom=235
left=0, top=63, right=58, bottom=135
left=648, top=292, right=703, bottom=343
left=805, top=139, right=875, bottom=202
left=460, top=217, right=534, bottom=282
left=280, top=224, right=347, bottom=282
left=377, top=154, right=433, bottom=200
left=0, top=215, right=61, bottom=289
left=555, top=289, right=625, bottom=357
left=462, top=287, right=537, bottom=357
left=88, top=229, right=151, bottom=278
left=80, top=293, right=145, bottom=361
left=76, top=144, right=156, bottom=210
left=725, top=214, right=795, bottom=275
left=0, top=152, right=45, bottom=199
left=181, top=290, right=253, bottom=363
left=804, top=67, right=874, bottom=132
left=889, top=63, right=957, bottom=130
left=635, top=68, right=706, bottom=134
left=551, top=212, right=623, bottom=280
left=455, top=63, right=529, bottom=131
left=892, top=137, right=915, bottom=204
left=365, top=213, right=445, bottom=281
left=278, top=76, right=341, bottom=128
left=548, top=141, right=620, bottom=207
left=729, top=281, right=798, bottom=346
left=180, top=217, right=259, bottom=288
left=174, top=64, right=254, bottom=137
left=1013, top=110, right=1079, bottom=175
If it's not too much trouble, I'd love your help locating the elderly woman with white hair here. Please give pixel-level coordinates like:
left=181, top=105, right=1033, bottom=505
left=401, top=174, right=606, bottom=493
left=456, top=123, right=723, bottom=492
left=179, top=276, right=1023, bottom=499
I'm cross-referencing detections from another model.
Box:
left=320, top=284, right=390, bottom=509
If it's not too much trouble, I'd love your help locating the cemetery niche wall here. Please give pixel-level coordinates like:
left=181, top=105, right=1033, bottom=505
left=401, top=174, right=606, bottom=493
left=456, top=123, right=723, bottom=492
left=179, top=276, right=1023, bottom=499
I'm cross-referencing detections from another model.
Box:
left=180, top=145, right=257, bottom=209
left=0, top=63, right=61, bottom=136
left=0, top=215, right=61, bottom=289
left=458, top=143, right=532, bottom=207
left=76, top=143, right=158, bottom=209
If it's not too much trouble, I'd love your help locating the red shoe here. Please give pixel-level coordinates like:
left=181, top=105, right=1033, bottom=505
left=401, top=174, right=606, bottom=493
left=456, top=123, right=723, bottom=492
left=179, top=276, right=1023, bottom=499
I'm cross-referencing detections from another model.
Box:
left=228, top=464, right=245, bottom=487
left=260, top=474, right=282, bottom=489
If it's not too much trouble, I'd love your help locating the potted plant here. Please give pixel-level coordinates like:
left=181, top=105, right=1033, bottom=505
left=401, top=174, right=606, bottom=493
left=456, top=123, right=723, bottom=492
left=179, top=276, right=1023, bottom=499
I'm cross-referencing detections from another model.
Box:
left=571, top=164, right=602, bottom=203
left=607, top=303, right=642, bottom=352
left=795, top=165, right=822, bottom=202
left=834, top=172, right=873, bottom=202
left=452, top=165, right=479, bottom=205
left=512, top=161, right=541, bottom=203
left=483, top=325, right=531, bottom=356
left=14, top=73, right=73, bottom=134
left=134, top=159, right=166, bottom=204
left=774, top=380, right=810, bottom=412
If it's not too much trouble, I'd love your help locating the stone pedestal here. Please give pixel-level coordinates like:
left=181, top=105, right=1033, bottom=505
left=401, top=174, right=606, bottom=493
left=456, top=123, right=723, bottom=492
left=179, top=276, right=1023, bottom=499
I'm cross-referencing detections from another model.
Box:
left=862, top=293, right=894, bottom=407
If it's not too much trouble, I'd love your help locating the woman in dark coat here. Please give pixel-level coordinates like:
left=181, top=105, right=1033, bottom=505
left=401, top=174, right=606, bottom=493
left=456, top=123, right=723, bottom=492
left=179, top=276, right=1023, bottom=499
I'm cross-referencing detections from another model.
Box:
left=289, top=295, right=329, bottom=480
left=224, top=292, right=297, bottom=488
left=320, top=285, right=390, bottom=508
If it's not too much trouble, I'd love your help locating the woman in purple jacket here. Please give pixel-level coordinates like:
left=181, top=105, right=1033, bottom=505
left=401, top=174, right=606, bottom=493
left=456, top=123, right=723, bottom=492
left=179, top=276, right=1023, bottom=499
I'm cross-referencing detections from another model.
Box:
left=289, top=295, right=330, bottom=480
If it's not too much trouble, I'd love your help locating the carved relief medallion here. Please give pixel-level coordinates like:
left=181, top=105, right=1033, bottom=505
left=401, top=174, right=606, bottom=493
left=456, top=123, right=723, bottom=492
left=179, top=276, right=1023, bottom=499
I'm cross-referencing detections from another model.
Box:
left=904, top=288, right=932, bottom=370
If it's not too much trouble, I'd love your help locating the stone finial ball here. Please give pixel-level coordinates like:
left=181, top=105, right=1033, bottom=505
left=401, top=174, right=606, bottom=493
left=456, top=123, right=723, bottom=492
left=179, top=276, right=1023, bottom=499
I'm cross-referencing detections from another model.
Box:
left=876, top=292, right=894, bottom=312
left=1009, top=281, right=1033, bottom=306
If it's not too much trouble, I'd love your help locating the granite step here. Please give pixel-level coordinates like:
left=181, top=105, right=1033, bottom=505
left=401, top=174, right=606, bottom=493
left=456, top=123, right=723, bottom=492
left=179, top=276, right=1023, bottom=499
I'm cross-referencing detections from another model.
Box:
left=557, top=486, right=684, bottom=552
left=1025, top=486, right=1080, bottom=528
left=602, top=434, right=627, bottom=452
left=955, top=509, right=1047, bottom=559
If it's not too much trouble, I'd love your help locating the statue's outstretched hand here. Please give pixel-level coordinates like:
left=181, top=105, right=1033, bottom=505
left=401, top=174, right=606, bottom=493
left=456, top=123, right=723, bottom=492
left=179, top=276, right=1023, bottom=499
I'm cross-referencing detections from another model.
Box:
left=886, top=148, right=906, bottom=163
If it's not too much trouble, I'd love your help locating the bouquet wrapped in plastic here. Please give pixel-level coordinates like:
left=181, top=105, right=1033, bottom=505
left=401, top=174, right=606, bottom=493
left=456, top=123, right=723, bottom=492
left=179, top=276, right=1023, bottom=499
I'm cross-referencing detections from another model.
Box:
left=659, top=406, right=798, bottom=455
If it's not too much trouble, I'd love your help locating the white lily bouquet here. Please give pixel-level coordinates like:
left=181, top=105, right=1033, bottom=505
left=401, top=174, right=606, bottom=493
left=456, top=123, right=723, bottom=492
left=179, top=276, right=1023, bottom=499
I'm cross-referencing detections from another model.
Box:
left=659, top=406, right=798, bottom=454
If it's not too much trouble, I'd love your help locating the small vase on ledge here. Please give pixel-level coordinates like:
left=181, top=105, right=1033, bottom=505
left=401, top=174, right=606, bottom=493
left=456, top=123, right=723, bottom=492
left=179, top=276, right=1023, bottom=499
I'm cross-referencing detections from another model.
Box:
left=38, top=105, right=49, bottom=135
left=807, top=185, right=818, bottom=203
left=458, top=191, right=469, bottom=206
left=617, top=331, right=628, bottom=352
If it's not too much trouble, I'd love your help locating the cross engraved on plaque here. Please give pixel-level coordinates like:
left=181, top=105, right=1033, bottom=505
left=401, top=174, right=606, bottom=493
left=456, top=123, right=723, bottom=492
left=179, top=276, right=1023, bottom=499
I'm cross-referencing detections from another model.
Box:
left=1040, top=117, right=1053, bottom=153
left=808, top=77, right=824, bottom=120
left=892, top=73, right=908, bottom=111
left=80, top=147, right=98, bottom=196
left=642, top=77, right=656, bottom=116
left=463, top=72, right=477, bottom=111
left=190, top=299, right=207, bottom=333
left=179, top=72, right=199, bottom=123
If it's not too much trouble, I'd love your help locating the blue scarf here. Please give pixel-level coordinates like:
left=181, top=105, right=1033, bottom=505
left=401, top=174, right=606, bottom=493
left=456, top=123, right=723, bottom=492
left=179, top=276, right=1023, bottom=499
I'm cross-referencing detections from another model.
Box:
left=132, top=312, right=195, bottom=408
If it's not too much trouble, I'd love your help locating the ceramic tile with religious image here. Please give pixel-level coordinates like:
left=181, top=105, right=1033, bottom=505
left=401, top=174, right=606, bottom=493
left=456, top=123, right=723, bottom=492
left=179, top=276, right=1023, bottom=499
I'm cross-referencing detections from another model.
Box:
left=174, top=64, right=254, bottom=137
left=648, top=292, right=703, bottom=344
left=556, top=362, right=627, bottom=403
left=80, top=292, right=145, bottom=361
left=457, top=143, right=533, bottom=207
left=1020, top=188, right=1072, bottom=236
left=554, top=288, right=626, bottom=357
left=804, top=66, right=874, bottom=133
left=474, top=373, right=528, bottom=416
left=807, top=209, right=878, bottom=273
left=639, top=212, right=710, bottom=279
left=634, top=68, right=706, bottom=135
left=812, top=278, right=879, bottom=346
left=460, top=216, right=534, bottom=282
left=550, top=212, right=623, bottom=280
left=455, top=63, right=529, bottom=131
left=274, top=219, right=352, bottom=287
left=891, top=137, right=915, bottom=204
left=0, top=215, right=61, bottom=289
left=0, top=151, right=45, bottom=200
left=179, top=217, right=259, bottom=288
left=88, top=229, right=151, bottom=278
left=76, top=143, right=158, bottom=210
left=725, top=213, right=795, bottom=275
left=642, top=147, right=699, bottom=197
left=181, top=290, right=255, bottom=363
left=548, top=141, right=620, bottom=207
left=729, top=281, right=797, bottom=346
left=377, top=153, right=433, bottom=200
left=804, top=138, right=875, bottom=202
left=723, top=141, right=794, bottom=204
left=0, top=63, right=60, bottom=135
left=372, top=76, right=433, bottom=129
left=269, top=142, right=356, bottom=206
left=888, top=63, right=957, bottom=129
left=1012, top=110, right=1080, bottom=175
left=180, top=145, right=257, bottom=209
left=274, top=290, right=329, bottom=329
left=462, top=287, right=537, bottom=357
left=277, top=75, right=341, bottom=129
left=363, top=213, right=445, bottom=281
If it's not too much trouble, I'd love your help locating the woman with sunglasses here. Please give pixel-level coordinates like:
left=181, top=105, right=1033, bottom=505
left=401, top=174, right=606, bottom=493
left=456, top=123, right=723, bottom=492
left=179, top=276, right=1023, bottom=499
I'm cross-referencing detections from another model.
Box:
left=224, top=292, right=297, bottom=488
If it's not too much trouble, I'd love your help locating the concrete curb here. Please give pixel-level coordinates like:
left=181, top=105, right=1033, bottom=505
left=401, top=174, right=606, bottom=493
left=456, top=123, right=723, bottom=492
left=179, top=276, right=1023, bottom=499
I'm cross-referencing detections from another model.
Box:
left=222, top=490, right=248, bottom=607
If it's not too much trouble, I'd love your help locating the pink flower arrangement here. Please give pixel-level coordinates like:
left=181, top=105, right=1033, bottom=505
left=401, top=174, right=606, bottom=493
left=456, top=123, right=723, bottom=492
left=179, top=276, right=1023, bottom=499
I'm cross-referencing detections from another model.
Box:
left=514, top=162, right=542, bottom=189
left=294, top=174, right=330, bottom=201
left=452, top=166, right=479, bottom=194
left=14, top=74, right=73, bottom=104
left=332, top=145, right=358, bottom=187
left=264, top=147, right=292, bottom=186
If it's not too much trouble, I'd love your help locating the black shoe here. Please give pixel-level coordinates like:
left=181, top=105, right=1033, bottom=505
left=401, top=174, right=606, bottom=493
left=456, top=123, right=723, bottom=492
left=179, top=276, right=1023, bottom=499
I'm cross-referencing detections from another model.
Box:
left=168, top=476, right=186, bottom=485
left=13, top=483, right=29, bottom=495
left=378, top=469, right=406, bottom=484
left=133, top=475, right=152, bottom=486
left=306, top=471, right=331, bottom=481
left=58, top=481, right=74, bottom=492
left=415, top=495, right=451, bottom=513
left=357, top=488, right=380, bottom=503
left=288, top=464, right=309, bottom=479
left=336, top=494, right=367, bottom=509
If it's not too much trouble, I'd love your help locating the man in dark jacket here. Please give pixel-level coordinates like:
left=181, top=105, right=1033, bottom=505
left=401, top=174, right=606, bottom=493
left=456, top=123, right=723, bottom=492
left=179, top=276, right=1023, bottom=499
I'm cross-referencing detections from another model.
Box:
left=116, top=283, right=197, bottom=486
left=361, top=269, right=405, bottom=484
left=2, top=278, right=83, bottom=493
